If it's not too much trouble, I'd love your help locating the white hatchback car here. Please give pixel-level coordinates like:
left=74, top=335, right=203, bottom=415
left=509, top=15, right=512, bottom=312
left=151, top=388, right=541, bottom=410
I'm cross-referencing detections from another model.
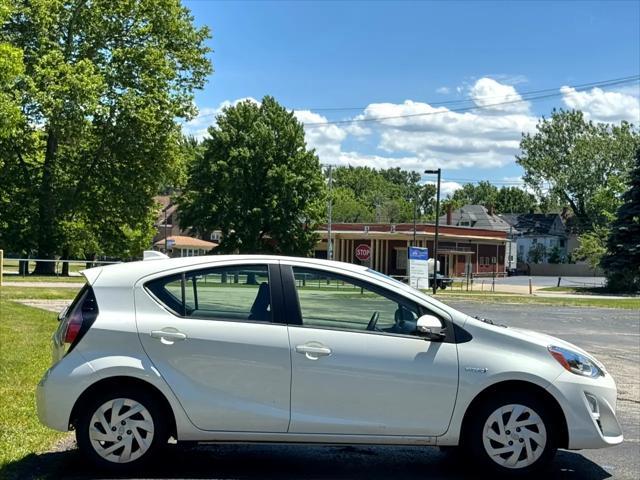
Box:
left=37, top=254, right=623, bottom=474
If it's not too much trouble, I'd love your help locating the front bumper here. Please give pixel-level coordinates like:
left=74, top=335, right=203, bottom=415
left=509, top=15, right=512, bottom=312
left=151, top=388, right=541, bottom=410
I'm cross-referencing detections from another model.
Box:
left=548, top=370, right=623, bottom=449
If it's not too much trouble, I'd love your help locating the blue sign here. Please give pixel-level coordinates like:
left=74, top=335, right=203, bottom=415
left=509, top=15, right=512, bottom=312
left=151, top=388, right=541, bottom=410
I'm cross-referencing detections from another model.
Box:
left=408, top=247, right=429, bottom=261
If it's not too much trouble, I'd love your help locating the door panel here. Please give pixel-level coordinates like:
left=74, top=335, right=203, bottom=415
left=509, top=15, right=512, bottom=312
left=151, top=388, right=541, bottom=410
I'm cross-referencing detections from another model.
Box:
left=135, top=263, right=291, bottom=432
left=288, top=327, right=458, bottom=436
left=285, top=265, right=459, bottom=436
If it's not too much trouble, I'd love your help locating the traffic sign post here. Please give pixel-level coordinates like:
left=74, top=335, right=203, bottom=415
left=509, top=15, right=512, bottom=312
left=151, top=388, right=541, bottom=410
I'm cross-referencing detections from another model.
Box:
left=408, top=246, right=429, bottom=290
left=355, top=244, right=371, bottom=262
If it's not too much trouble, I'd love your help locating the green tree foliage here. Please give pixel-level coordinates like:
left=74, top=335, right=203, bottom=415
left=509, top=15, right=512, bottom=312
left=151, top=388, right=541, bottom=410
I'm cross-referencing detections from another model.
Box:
left=517, top=109, right=639, bottom=232
left=601, top=150, right=640, bottom=292
left=178, top=97, right=325, bottom=255
left=572, top=227, right=608, bottom=270
left=547, top=245, right=564, bottom=264
left=527, top=243, right=547, bottom=264
left=330, top=166, right=436, bottom=223
left=331, top=187, right=373, bottom=223
left=0, top=0, right=211, bottom=272
left=442, top=181, right=537, bottom=214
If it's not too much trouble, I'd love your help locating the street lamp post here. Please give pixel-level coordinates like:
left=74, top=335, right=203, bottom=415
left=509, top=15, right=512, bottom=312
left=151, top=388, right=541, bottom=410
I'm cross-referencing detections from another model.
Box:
left=412, top=189, right=417, bottom=246
left=424, top=169, right=441, bottom=294
left=327, top=164, right=333, bottom=260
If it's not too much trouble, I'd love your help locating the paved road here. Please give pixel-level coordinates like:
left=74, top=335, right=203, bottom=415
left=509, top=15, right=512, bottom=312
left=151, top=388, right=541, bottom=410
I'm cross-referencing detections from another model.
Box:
left=2, top=302, right=638, bottom=480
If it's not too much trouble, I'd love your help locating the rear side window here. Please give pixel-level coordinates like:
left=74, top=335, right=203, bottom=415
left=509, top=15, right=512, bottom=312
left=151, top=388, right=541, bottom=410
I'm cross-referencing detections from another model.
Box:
left=145, top=264, right=274, bottom=323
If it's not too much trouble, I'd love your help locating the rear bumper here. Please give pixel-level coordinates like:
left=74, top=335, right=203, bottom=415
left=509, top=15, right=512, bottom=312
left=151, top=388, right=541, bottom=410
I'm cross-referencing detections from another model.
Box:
left=548, top=370, right=623, bottom=449
left=36, top=351, right=95, bottom=431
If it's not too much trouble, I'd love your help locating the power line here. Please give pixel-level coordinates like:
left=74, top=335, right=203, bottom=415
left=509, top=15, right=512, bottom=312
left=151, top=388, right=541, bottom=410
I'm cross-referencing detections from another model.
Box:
left=301, top=74, right=640, bottom=112
left=302, top=76, right=639, bottom=128
left=187, top=74, right=639, bottom=123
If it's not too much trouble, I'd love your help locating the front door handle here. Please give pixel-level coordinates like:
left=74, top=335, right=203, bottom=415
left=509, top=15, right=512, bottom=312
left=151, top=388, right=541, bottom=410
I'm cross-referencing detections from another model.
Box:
left=151, top=328, right=187, bottom=344
left=295, top=343, right=332, bottom=360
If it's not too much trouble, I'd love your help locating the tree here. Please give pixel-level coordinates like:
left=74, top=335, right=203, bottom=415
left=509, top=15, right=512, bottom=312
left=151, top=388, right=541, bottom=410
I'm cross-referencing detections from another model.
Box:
left=178, top=97, right=326, bottom=255
left=330, top=166, right=435, bottom=223
left=601, top=149, right=640, bottom=292
left=331, top=187, right=373, bottom=223
left=527, top=243, right=547, bottom=264
left=547, top=245, right=564, bottom=264
left=495, top=187, right=537, bottom=214
left=0, top=0, right=211, bottom=273
left=442, top=181, right=538, bottom=214
left=572, top=227, right=608, bottom=270
left=517, top=109, right=639, bottom=232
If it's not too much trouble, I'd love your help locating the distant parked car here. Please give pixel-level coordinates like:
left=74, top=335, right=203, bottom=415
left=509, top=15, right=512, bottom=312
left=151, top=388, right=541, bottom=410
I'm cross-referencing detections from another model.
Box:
left=38, top=254, right=622, bottom=475
left=435, top=273, right=454, bottom=289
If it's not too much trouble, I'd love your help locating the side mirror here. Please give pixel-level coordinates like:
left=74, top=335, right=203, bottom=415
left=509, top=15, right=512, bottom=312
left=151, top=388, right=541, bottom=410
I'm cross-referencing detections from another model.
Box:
left=417, top=314, right=445, bottom=340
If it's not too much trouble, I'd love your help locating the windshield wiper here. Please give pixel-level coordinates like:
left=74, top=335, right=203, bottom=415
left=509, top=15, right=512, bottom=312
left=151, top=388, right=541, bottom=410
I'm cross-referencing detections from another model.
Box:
left=474, top=316, right=507, bottom=328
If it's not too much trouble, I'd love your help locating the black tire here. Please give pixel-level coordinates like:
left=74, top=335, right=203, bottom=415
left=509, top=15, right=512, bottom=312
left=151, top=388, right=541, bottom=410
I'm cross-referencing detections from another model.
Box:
left=466, top=392, right=557, bottom=476
left=75, top=386, right=169, bottom=472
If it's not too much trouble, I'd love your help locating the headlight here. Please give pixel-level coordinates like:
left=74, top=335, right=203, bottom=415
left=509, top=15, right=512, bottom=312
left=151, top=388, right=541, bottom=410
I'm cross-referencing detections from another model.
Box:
left=548, top=345, right=604, bottom=378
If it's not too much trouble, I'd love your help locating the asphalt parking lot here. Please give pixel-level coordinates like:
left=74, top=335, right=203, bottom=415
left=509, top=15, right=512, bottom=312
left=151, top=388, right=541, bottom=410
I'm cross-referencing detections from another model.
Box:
left=2, top=301, right=638, bottom=480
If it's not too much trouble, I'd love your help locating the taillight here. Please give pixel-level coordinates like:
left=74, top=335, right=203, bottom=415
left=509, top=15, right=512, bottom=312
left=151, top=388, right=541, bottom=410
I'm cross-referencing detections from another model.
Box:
left=64, top=308, right=83, bottom=344
left=59, top=287, right=98, bottom=353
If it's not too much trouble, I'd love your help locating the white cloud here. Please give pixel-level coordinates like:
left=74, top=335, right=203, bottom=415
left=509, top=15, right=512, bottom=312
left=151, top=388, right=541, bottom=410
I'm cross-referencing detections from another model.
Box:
left=436, top=86, right=450, bottom=94
left=193, top=77, right=640, bottom=176
left=469, top=77, right=530, bottom=114
left=294, top=110, right=347, bottom=159
left=182, top=97, right=260, bottom=139
left=291, top=77, right=539, bottom=171
left=424, top=180, right=463, bottom=197
left=560, top=86, right=640, bottom=124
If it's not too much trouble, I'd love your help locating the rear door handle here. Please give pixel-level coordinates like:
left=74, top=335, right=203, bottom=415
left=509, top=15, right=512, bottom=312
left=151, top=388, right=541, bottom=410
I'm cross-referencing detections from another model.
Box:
left=151, top=329, right=187, bottom=344
left=295, top=343, right=332, bottom=360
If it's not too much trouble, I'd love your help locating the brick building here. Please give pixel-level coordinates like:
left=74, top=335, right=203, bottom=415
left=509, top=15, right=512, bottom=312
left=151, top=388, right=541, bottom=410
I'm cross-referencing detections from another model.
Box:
left=314, top=223, right=508, bottom=278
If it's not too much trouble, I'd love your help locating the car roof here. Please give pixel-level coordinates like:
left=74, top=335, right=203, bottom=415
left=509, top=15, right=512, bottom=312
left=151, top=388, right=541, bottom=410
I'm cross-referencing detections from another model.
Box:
left=82, top=254, right=370, bottom=287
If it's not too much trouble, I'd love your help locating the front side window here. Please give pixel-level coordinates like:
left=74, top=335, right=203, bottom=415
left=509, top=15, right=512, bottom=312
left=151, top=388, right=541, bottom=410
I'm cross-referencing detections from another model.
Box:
left=292, top=267, right=421, bottom=336
left=146, top=264, right=273, bottom=322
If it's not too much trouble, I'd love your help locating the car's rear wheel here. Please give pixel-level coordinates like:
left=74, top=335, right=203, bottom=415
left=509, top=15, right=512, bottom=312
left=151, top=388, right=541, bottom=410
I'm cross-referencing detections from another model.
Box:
left=467, top=393, right=557, bottom=475
left=76, top=387, right=168, bottom=470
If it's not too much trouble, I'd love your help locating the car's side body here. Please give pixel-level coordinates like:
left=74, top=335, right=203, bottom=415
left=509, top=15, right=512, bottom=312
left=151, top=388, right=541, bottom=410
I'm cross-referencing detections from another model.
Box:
left=37, top=255, right=623, bottom=458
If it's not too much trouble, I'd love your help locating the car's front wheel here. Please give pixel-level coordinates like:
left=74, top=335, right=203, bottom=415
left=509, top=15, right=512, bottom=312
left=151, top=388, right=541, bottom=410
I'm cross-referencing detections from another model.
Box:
left=467, top=393, right=557, bottom=475
left=76, top=387, right=168, bottom=470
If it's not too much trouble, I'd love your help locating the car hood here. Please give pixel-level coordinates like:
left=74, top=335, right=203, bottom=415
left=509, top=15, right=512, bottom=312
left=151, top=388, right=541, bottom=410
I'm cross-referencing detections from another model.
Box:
left=507, top=327, right=588, bottom=355
left=466, top=316, right=594, bottom=359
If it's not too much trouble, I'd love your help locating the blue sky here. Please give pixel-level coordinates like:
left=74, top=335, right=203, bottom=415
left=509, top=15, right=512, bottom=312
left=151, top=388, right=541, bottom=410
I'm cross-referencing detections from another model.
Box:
left=183, top=0, right=640, bottom=195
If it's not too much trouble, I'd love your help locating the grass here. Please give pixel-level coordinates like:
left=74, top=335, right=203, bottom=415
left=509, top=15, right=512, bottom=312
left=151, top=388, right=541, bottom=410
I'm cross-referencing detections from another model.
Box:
left=433, top=291, right=640, bottom=309
left=1, top=275, right=84, bottom=283
left=0, top=286, right=82, bottom=300
left=0, top=298, right=68, bottom=469
left=538, top=286, right=608, bottom=294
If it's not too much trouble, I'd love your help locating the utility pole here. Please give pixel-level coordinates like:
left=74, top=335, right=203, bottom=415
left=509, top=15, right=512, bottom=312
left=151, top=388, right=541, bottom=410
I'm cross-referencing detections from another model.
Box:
left=164, top=206, right=168, bottom=252
left=413, top=194, right=417, bottom=246
left=327, top=164, right=333, bottom=260
left=412, top=185, right=418, bottom=246
left=425, top=169, right=441, bottom=294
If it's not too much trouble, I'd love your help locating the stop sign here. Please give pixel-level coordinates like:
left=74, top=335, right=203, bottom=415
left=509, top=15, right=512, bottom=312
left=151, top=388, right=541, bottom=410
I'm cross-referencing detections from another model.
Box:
left=355, top=243, right=371, bottom=261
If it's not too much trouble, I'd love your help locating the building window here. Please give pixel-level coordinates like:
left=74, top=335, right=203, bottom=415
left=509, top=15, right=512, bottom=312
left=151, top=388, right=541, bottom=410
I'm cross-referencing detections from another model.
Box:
left=560, top=239, right=565, bottom=247
left=492, top=257, right=497, bottom=264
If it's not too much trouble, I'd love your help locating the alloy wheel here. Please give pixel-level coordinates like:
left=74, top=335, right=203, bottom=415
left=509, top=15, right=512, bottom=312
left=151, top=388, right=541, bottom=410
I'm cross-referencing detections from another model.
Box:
left=88, top=397, right=155, bottom=463
left=482, top=403, right=547, bottom=469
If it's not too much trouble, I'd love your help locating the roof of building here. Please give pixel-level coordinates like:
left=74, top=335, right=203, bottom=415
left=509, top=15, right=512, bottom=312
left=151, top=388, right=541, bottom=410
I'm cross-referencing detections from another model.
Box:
left=439, top=205, right=514, bottom=233
left=317, top=222, right=508, bottom=241
left=153, top=235, right=217, bottom=249
left=498, top=213, right=566, bottom=236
